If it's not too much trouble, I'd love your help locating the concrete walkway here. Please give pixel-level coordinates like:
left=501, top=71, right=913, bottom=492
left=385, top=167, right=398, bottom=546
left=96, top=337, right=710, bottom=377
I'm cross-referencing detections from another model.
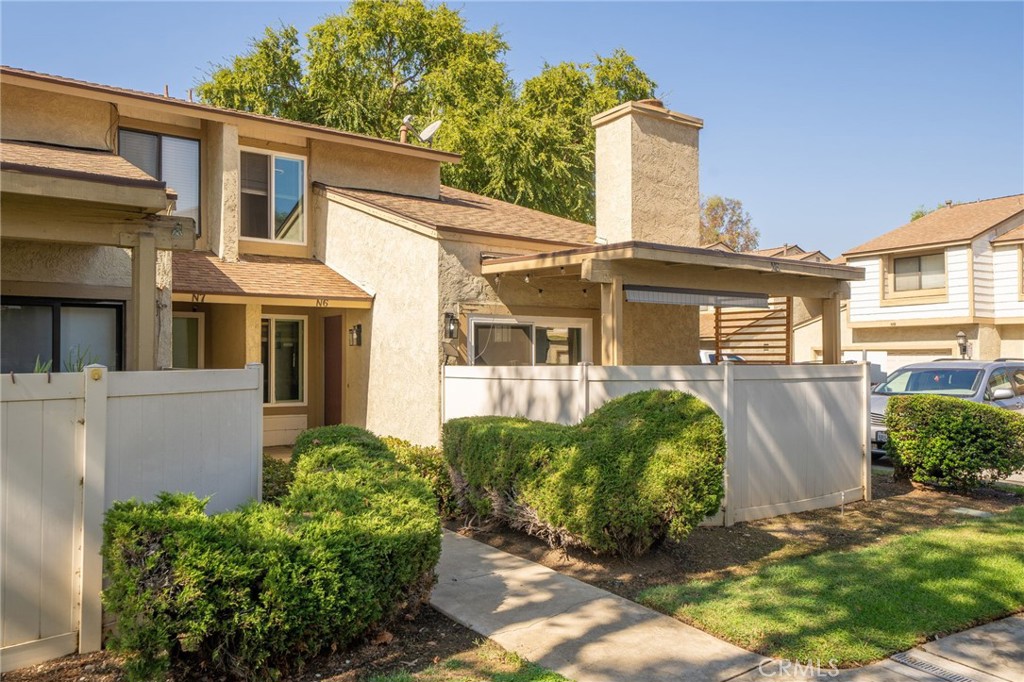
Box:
left=431, top=530, right=1024, bottom=682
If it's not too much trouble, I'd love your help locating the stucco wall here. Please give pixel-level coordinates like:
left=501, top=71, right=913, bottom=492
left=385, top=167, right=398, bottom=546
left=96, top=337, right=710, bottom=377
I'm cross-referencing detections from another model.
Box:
left=323, top=201, right=441, bottom=445
left=311, top=140, right=440, bottom=200
left=1, top=83, right=112, bottom=150
left=999, top=325, right=1024, bottom=358
left=622, top=302, right=699, bottom=365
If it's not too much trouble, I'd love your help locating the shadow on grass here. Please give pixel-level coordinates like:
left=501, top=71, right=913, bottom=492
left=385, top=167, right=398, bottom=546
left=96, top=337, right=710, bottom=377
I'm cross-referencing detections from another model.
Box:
left=367, top=642, right=570, bottom=682
left=639, top=507, right=1024, bottom=666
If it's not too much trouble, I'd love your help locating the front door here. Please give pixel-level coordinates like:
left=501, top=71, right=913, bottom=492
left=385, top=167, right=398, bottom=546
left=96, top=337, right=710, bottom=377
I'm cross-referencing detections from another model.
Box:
left=323, top=316, right=344, bottom=425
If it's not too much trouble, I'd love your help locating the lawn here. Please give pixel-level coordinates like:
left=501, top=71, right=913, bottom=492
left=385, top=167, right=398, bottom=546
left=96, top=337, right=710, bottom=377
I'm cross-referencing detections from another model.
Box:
left=638, top=506, right=1024, bottom=666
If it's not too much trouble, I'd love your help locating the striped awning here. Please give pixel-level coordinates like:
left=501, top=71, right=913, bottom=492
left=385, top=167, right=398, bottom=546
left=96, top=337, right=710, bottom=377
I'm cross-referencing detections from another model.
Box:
left=623, top=285, right=769, bottom=308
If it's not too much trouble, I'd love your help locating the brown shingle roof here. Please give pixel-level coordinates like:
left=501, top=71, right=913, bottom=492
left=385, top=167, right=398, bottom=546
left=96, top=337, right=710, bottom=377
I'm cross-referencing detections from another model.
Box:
left=993, top=224, right=1024, bottom=245
left=1, top=139, right=168, bottom=191
left=325, top=184, right=596, bottom=246
left=1, top=66, right=459, bottom=163
left=172, top=251, right=370, bottom=302
left=845, top=194, right=1024, bottom=256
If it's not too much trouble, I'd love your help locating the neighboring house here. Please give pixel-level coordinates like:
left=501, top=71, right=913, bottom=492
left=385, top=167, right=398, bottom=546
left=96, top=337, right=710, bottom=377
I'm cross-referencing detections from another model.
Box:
left=1, top=69, right=863, bottom=445
left=793, top=194, right=1024, bottom=371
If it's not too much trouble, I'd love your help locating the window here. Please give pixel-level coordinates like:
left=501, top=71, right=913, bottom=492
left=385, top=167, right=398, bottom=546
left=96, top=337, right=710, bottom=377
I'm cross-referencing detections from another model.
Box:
left=119, top=129, right=200, bottom=235
left=892, top=253, right=945, bottom=292
left=172, top=313, right=205, bottom=369
left=241, top=150, right=305, bottom=243
left=0, top=298, right=123, bottom=372
left=261, top=316, right=305, bottom=404
left=468, top=316, right=590, bottom=366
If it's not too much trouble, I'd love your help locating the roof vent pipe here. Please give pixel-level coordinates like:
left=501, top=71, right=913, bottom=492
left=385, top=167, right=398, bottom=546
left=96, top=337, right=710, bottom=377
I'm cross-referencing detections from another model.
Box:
left=946, top=199, right=953, bottom=209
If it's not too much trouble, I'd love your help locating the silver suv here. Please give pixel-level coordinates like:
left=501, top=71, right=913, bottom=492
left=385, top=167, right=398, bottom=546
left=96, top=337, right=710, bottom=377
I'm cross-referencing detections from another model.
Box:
left=870, top=358, right=1024, bottom=457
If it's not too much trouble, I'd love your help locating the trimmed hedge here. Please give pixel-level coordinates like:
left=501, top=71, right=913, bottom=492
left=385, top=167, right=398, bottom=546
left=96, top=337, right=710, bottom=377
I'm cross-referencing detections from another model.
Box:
left=886, top=394, right=1024, bottom=489
left=444, top=390, right=725, bottom=556
left=102, top=425, right=441, bottom=681
left=381, top=436, right=457, bottom=518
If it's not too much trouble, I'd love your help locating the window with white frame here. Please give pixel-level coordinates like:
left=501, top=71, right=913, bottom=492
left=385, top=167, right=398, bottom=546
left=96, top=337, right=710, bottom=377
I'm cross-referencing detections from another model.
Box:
left=468, top=316, right=591, bottom=366
left=240, top=149, right=306, bottom=243
left=261, top=316, right=305, bottom=404
left=119, top=129, right=201, bottom=235
left=172, top=312, right=205, bottom=369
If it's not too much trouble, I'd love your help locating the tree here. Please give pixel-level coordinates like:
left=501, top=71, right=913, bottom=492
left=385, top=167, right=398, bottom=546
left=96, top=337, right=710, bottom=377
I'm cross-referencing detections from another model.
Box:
left=909, top=202, right=946, bottom=221
left=700, top=195, right=759, bottom=251
left=196, top=0, right=655, bottom=224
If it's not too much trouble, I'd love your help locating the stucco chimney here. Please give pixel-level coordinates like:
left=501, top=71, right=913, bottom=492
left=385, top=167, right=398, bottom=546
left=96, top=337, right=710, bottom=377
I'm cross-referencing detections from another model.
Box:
left=592, top=99, right=703, bottom=247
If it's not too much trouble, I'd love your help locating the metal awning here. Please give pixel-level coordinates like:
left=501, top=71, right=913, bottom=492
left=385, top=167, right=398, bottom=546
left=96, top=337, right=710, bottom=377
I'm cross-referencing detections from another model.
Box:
left=624, top=285, right=769, bottom=308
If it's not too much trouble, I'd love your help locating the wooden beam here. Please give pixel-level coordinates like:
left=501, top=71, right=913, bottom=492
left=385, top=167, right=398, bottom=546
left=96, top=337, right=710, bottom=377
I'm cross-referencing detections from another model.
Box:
left=131, top=233, right=157, bottom=370
left=822, top=293, right=842, bottom=365
left=2, top=202, right=195, bottom=250
left=600, top=276, right=624, bottom=365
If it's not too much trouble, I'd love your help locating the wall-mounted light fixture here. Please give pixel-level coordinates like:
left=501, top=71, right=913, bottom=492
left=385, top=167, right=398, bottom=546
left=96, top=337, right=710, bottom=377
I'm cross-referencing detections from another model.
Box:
left=348, top=323, right=362, bottom=347
left=956, top=330, right=968, bottom=359
left=443, top=312, right=459, bottom=340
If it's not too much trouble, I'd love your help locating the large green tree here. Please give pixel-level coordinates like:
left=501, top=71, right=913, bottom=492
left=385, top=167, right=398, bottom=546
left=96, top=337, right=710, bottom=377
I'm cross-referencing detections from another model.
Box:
left=197, top=0, right=655, bottom=223
left=700, top=195, right=759, bottom=251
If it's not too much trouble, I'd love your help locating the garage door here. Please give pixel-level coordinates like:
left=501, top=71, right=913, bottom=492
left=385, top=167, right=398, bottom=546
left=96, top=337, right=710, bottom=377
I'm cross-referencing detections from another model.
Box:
left=883, top=353, right=950, bottom=375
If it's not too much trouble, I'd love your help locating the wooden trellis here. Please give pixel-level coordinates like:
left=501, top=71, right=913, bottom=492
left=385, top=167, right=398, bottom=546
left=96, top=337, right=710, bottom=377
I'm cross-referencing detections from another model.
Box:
left=714, top=297, right=792, bottom=364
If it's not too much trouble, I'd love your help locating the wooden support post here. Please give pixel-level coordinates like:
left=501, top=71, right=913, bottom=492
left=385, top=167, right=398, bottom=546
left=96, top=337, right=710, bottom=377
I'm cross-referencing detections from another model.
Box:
left=600, top=276, right=624, bottom=366
left=244, top=304, right=263, bottom=365
left=130, top=233, right=157, bottom=370
left=821, top=293, right=841, bottom=365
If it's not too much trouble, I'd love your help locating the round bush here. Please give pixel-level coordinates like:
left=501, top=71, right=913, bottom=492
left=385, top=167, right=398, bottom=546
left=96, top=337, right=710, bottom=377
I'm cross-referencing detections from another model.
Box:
left=886, top=394, right=1024, bottom=489
left=443, top=390, right=725, bottom=556
left=102, top=426, right=440, bottom=681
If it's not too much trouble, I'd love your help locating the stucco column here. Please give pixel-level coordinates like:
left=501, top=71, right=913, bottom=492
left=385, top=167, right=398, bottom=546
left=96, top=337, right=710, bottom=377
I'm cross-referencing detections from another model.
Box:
left=601, top=276, right=624, bottom=365
left=244, top=303, right=263, bottom=365
left=821, top=293, right=841, bottom=365
left=205, top=121, right=240, bottom=262
left=131, top=232, right=157, bottom=370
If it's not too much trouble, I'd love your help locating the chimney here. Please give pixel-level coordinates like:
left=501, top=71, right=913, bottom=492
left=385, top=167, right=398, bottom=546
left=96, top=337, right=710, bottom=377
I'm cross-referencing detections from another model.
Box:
left=592, top=99, right=703, bottom=247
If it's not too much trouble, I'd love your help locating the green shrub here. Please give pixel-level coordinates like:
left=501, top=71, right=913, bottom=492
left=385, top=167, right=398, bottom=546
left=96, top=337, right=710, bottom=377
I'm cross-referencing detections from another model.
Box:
left=103, top=426, right=441, bottom=681
left=886, top=394, right=1024, bottom=489
left=444, top=390, right=725, bottom=556
left=261, top=453, right=293, bottom=503
left=381, top=436, right=457, bottom=518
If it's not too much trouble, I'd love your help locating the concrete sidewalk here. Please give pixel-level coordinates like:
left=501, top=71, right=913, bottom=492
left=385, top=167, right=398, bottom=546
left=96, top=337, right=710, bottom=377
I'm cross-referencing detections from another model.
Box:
left=431, top=530, right=1024, bottom=682
left=431, top=530, right=767, bottom=682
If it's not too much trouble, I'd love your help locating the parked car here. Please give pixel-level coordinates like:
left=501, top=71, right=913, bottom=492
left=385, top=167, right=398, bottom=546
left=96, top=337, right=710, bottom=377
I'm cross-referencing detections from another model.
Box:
left=699, top=350, right=746, bottom=364
left=870, top=358, right=1024, bottom=457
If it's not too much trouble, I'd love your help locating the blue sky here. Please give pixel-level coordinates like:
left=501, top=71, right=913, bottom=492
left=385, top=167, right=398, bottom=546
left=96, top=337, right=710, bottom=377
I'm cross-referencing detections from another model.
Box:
left=2, top=1, right=1022, bottom=257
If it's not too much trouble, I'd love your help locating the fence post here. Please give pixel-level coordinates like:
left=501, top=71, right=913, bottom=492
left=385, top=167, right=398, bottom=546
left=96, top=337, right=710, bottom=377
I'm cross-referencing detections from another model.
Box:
left=247, top=363, right=265, bottom=503
left=861, top=361, right=872, bottom=502
left=722, top=361, right=735, bottom=527
left=577, top=362, right=591, bottom=423
left=79, top=365, right=108, bottom=653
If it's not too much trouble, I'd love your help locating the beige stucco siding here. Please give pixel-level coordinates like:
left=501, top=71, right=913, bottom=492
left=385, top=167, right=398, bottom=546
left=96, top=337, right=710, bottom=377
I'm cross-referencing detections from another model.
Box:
left=1, top=83, right=112, bottom=150
left=322, top=201, right=441, bottom=445
left=311, top=140, right=440, bottom=200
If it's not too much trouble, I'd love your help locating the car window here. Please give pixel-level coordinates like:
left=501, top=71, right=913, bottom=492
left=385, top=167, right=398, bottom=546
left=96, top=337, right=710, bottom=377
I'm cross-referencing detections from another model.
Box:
left=987, top=370, right=1012, bottom=400
left=1011, top=369, right=1024, bottom=397
left=874, top=368, right=982, bottom=396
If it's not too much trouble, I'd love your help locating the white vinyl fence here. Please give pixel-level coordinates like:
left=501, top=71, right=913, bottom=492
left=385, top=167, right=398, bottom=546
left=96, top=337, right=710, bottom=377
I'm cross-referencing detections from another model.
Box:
left=1, top=365, right=263, bottom=673
left=443, top=363, right=872, bottom=526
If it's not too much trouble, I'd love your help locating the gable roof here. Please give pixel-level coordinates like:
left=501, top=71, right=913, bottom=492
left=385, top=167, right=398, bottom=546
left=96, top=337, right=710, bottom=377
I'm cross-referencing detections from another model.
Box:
left=1, top=139, right=170, bottom=193
left=1, top=66, right=459, bottom=164
left=323, top=184, right=597, bottom=247
left=844, top=194, right=1024, bottom=257
left=993, top=224, right=1024, bottom=245
left=172, top=251, right=370, bottom=302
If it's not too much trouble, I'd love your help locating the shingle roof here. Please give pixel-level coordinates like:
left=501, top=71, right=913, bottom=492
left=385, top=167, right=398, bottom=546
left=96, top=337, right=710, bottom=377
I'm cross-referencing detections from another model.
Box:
left=1, top=66, right=459, bottom=163
left=172, top=251, right=370, bottom=302
left=992, top=224, right=1024, bottom=245
left=1, top=139, right=169, bottom=192
left=325, top=184, right=597, bottom=246
left=844, top=194, right=1024, bottom=256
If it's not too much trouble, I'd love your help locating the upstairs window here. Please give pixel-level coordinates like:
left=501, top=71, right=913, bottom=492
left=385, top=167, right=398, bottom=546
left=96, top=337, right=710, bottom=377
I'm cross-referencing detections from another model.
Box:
left=893, top=253, right=945, bottom=292
left=241, top=150, right=305, bottom=244
left=119, top=129, right=200, bottom=235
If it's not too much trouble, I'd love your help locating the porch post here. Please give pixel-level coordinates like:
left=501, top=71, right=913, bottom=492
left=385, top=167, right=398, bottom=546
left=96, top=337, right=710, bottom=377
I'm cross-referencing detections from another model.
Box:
left=600, top=275, right=624, bottom=365
left=821, top=293, right=841, bottom=365
left=244, top=304, right=262, bottom=365
left=130, top=232, right=157, bottom=370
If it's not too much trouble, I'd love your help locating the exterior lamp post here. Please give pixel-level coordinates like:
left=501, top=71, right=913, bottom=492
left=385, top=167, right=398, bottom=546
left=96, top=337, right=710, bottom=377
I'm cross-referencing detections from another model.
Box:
left=956, top=330, right=968, bottom=359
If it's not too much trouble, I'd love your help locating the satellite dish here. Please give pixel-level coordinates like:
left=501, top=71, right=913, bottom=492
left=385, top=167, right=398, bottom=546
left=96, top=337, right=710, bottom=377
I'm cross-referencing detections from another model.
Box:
left=418, top=120, right=443, bottom=145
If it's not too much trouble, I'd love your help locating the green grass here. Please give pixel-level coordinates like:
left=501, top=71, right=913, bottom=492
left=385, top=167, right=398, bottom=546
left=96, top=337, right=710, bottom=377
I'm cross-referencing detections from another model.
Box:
left=366, top=641, right=570, bottom=682
left=639, top=507, right=1024, bottom=666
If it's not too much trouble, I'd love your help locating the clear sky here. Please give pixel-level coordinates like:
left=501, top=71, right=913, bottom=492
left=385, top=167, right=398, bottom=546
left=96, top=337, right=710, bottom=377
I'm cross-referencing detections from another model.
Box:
left=2, top=1, right=1022, bottom=257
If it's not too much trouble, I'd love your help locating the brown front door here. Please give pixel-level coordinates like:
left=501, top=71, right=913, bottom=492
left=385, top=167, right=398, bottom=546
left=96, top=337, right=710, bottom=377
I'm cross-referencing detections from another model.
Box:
left=323, top=316, right=343, bottom=425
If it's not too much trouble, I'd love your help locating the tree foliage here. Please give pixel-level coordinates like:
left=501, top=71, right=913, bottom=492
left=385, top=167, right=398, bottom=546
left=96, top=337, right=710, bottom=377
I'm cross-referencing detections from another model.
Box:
left=910, top=202, right=946, bottom=222
left=700, top=195, right=759, bottom=251
left=196, top=0, right=655, bottom=223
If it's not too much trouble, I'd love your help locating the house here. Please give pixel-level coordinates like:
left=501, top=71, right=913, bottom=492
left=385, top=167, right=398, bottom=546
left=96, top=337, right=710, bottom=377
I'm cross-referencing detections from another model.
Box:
left=792, top=194, right=1024, bottom=371
left=1, top=69, right=864, bottom=445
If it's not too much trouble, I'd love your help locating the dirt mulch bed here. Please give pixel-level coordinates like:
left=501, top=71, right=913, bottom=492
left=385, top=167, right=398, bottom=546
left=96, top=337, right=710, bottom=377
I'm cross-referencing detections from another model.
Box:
left=2, top=607, right=480, bottom=682
left=447, top=471, right=1024, bottom=601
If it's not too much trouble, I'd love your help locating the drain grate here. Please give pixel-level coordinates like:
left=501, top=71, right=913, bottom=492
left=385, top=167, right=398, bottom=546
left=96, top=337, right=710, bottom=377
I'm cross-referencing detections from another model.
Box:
left=891, top=652, right=977, bottom=682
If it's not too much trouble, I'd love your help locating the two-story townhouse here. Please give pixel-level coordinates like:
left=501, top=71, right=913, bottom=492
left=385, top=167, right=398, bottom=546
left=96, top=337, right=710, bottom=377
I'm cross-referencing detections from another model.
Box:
left=2, top=68, right=863, bottom=446
left=833, top=194, right=1024, bottom=372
